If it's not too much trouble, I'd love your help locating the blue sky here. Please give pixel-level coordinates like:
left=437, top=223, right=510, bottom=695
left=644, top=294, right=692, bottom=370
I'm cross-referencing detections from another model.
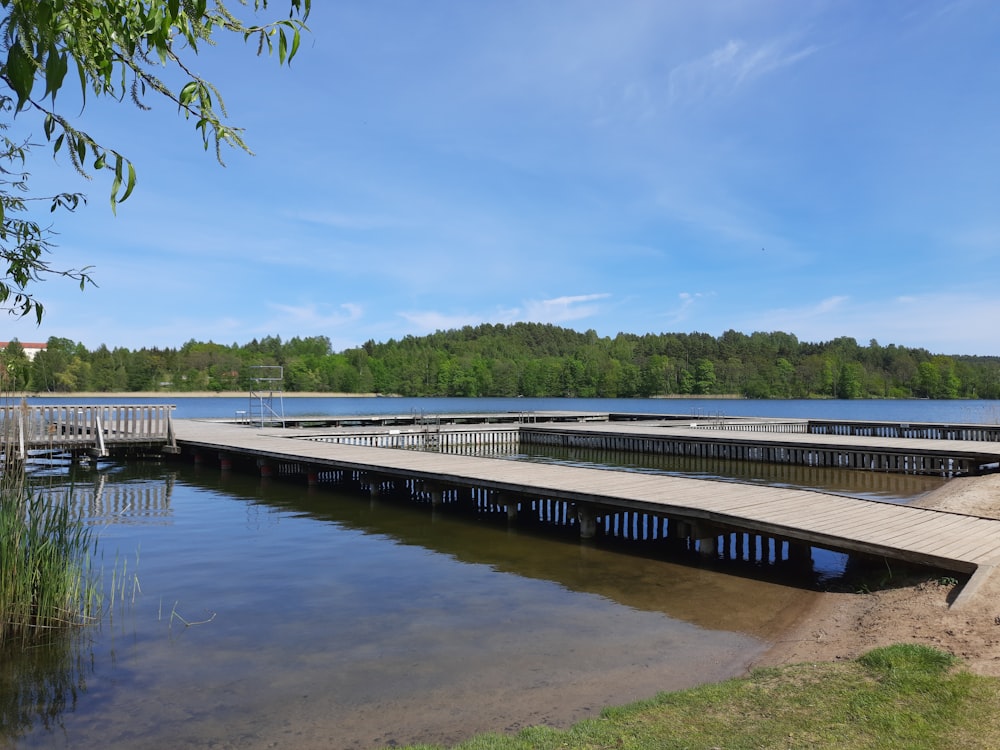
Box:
left=7, top=0, right=1000, bottom=354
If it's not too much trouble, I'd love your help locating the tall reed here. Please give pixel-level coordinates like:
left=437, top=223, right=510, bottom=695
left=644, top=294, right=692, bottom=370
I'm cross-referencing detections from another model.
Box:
left=0, top=402, right=102, bottom=646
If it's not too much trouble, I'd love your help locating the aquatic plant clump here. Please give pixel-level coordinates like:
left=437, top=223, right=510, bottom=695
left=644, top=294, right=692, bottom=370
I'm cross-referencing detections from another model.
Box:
left=0, top=466, right=101, bottom=646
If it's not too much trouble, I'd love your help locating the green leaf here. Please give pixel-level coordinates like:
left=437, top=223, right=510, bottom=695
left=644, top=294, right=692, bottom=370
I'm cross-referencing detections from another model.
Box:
left=179, top=81, right=198, bottom=108
left=5, top=43, right=36, bottom=110
left=43, top=49, right=68, bottom=102
left=120, top=162, right=137, bottom=202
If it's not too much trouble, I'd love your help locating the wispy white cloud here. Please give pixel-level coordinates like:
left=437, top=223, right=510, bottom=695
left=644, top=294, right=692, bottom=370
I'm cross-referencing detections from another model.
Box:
left=668, top=37, right=819, bottom=106
left=814, top=295, right=849, bottom=315
left=745, top=293, right=1000, bottom=354
left=397, top=310, right=484, bottom=334
left=521, top=293, right=611, bottom=323
left=655, top=186, right=778, bottom=251
left=743, top=295, right=850, bottom=331
left=398, top=294, right=611, bottom=335
left=262, top=302, right=364, bottom=332
left=286, top=211, right=398, bottom=231
left=665, top=291, right=707, bottom=324
left=946, top=224, right=1000, bottom=261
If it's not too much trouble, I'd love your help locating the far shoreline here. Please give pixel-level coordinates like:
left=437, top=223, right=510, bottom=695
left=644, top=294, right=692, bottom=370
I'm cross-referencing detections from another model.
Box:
left=11, top=391, right=384, bottom=399
left=12, top=392, right=752, bottom=401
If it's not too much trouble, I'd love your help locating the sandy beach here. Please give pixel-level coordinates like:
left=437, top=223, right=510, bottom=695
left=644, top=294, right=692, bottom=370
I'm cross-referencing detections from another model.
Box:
left=758, top=473, right=1000, bottom=676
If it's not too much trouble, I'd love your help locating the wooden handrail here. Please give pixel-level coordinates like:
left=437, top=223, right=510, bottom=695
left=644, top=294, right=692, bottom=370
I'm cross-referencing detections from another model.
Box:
left=0, top=404, right=176, bottom=454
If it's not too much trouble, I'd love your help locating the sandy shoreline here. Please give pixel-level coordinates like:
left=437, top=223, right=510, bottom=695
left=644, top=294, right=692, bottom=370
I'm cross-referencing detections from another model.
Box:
left=757, top=473, right=1000, bottom=676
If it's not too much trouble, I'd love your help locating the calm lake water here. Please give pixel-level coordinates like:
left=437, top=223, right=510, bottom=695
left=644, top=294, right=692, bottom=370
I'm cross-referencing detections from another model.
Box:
left=23, top=394, right=1000, bottom=423
left=0, top=397, right=988, bottom=748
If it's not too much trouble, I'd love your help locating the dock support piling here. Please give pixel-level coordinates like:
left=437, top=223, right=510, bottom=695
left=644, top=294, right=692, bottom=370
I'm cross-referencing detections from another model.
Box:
left=577, top=505, right=597, bottom=539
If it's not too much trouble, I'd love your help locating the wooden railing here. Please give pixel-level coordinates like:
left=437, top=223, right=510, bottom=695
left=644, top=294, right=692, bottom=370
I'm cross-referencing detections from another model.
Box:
left=689, top=419, right=809, bottom=433
left=0, top=404, right=176, bottom=459
left=806, top=419, right=1000, bottom=442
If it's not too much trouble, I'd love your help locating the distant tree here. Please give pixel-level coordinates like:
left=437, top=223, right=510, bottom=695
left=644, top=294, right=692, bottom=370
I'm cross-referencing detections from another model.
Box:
left=836, top=362, right=863, bottom=399
left=0, top=1, right=310, bottom=320
left=693, top=358, right=717, bottom=394
left=89, top=344, right=128, bottom=391
left=28, top=335, right=75, bottom=391
left=775, top=357, right=796, bottom=398
left=0, top=337, right=28, bottom=389
left=914, top=361, right=941, bottom=399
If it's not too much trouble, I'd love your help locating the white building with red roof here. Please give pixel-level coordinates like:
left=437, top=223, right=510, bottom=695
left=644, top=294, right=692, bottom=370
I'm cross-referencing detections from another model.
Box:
left=0, top=341, right=47, bottom=360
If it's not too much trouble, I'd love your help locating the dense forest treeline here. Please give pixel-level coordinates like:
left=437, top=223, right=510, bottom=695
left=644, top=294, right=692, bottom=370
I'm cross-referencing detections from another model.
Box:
left=4, top=324, right=1000, bottom=399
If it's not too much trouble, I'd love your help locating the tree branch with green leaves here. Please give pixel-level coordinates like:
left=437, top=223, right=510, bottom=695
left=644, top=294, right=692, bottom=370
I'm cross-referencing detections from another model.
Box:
left=0, top=0, right=310, bottom=321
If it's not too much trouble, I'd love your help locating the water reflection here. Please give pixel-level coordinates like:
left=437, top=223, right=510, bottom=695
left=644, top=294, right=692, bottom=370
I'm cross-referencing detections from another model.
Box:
left=227, top=473, right=815, bottom=636
left=27, top=463, right=177, bottom=527
left=0, top=634, right=92, bottom=745
left=4, top=465, right=825, bottom=750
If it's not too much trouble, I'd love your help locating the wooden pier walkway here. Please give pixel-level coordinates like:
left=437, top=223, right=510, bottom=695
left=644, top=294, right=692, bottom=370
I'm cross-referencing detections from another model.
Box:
left=172, top=418, right=1000, bottom=606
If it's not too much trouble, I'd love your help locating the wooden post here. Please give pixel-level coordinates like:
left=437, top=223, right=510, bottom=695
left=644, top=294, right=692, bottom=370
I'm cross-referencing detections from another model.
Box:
left=495, top=491, right=518, bottom=521
left=577, top=505, right=597, bottom=539
left=692, top=522, right=719, bottom=559
left=424, top=481, right=445, bottom=507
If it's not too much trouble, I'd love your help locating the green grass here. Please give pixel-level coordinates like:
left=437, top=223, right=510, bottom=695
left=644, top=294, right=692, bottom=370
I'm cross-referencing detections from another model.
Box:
left=0, top=463, right=102, bottom=646
left=398, top=645, right=1000, bottom=750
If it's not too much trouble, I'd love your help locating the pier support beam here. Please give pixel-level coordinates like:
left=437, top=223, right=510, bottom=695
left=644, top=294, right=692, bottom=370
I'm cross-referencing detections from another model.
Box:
left=494, top=491, right=518, bottom=521
left=363, top=472, right=385, bottom=499
left=692, top=523, right=721, bottom=559
left=786, top=540, right=812, bottom=565
left=218, top=452, right=232, bottom=472
left=456, top=486, right=476, bottom=511
left=423, top=481, right=446, bottom=507
left=577, top=505, right=597, bottom=539
left=257, top=458, right=273, bottom=478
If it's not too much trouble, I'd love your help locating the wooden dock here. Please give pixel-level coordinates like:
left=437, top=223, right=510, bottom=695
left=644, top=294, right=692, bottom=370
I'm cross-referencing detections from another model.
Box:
left=521, top=421, right=1000, bottom=476
left=0, top=404, right=177, bottom=460
left=172, top=418, right=1000, bottom=606
left=264, top=416, right=1000, bottom=476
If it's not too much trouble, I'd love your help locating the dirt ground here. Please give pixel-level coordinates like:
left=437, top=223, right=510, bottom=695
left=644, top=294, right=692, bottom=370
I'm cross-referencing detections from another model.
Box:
left=757, top=474, right=1000, bottom=675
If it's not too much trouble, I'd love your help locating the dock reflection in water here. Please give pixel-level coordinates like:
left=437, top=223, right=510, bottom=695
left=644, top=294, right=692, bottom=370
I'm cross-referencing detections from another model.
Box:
left=3, top=462, right=838, bottom=750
